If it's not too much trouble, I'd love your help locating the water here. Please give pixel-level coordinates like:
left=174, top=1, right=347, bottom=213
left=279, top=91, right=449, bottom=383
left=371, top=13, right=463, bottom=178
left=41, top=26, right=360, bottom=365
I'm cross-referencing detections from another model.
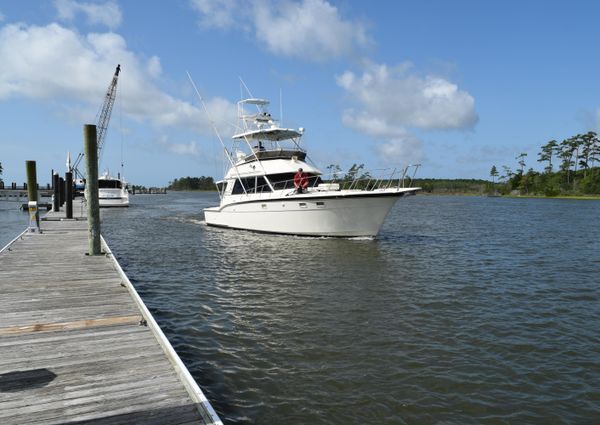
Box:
left=0, top=200, right=29, bottom=247
left=2, top=194, right=599, bottom=424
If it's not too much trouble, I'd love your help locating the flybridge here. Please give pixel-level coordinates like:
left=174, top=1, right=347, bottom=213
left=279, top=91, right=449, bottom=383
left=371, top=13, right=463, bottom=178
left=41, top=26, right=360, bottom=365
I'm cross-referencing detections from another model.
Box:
left=232, top=127, right=304, bottom=141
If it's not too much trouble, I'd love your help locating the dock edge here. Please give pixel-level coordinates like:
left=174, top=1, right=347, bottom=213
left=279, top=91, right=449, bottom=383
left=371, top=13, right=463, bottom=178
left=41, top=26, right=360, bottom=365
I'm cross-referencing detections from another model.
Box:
left=101, top=236, right=223, bottom=425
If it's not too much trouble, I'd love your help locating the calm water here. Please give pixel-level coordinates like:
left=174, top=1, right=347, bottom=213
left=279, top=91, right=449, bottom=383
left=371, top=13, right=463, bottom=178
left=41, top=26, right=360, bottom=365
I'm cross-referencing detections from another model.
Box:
left=0, top=200, right=30, bottom=247
left=2, top=194, right=600, bottom=424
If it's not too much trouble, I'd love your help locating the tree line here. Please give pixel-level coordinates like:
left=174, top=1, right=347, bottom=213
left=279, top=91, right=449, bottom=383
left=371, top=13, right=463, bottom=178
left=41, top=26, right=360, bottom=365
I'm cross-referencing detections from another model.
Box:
left=168, top=176, right=215, bottom=191
left=491, top=131, right=600, bottom=196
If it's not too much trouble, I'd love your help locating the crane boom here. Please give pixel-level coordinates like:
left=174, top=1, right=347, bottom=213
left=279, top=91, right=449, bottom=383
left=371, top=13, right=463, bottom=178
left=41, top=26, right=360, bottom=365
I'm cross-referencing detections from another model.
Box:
left=96, top=64, right=120, bottom=162
left=72, top=64, right=121, bottom=179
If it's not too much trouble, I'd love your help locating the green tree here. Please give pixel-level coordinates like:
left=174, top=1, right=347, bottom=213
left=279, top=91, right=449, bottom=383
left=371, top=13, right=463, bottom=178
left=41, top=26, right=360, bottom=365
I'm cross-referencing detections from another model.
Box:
left=500, top=165, right=512, bottom=182
left=490, top=165, right=498, bottom=184
left=578, top=131, right=597, bottom=178
left=516, top=152, right=527, bottom=174
left=559, top=138, right=576, bottom=186
left=326, top=164, right=342, bottom=180
left=493, top=130, right=600, bottom=196
left=168, top=176, right=215, bottom=190
left=344, top=163, right=365, bottom=181
left=538, top=140, right=557, bottom=173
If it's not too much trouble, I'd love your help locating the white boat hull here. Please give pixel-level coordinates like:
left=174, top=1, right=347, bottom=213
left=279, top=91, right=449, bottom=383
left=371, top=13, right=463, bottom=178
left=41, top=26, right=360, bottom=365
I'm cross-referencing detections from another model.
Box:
left=99, top=188, right=129, bottom=208
left=204, top=190, right=409, bottom=237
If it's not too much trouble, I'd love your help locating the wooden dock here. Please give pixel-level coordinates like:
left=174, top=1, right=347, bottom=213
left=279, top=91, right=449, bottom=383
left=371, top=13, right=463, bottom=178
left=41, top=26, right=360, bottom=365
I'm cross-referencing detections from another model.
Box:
left=0, top=204, right=221, bottom=424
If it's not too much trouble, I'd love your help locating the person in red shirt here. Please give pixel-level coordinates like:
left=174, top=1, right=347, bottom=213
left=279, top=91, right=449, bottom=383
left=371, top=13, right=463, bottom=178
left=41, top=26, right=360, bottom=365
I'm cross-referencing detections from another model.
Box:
left=294, top=168, right=308, bottom=194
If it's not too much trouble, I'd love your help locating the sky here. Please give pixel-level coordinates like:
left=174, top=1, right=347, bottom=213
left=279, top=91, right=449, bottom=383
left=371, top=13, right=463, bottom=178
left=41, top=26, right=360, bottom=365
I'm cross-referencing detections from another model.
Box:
left=1, top=0, right=600, bottom=186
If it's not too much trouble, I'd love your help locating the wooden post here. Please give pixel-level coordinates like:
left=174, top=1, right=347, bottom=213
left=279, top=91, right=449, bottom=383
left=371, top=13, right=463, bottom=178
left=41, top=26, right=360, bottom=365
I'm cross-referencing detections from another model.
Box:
left=65, top=171, right=73, bottom=219
left=25, top=160, right=40, bottom=231
left=59, top=177, right=65, bottom=206
left=84, top=124, right=101, bottom=255
left=52, top=172, right=60, bottom=212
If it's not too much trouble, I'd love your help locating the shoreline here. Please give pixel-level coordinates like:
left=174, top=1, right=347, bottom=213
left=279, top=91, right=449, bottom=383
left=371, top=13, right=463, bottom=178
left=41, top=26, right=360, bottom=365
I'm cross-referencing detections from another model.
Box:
left=418, top=192, right=600, bottom=200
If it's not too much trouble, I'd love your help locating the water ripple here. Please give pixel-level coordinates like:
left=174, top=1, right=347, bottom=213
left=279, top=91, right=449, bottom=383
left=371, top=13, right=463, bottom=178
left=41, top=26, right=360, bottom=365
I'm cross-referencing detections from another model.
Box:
left=100, top=193, right=600, bottom=424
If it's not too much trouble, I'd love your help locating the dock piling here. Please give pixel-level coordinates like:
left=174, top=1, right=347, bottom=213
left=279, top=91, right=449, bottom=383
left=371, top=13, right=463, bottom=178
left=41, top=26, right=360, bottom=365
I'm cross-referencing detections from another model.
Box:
left=59, top=177, right=65, bottom=207
left=25, top=160, right=40, bottom=232
left=66, top=171, right=73, bottom=219
left=52, top=172, right=60, bottom=212
left=84, top=124, right=101, bottom=255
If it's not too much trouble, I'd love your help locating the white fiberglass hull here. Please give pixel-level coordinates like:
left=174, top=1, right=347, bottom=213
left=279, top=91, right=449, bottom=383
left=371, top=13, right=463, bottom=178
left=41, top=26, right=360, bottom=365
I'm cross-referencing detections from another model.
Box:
left=99, top=188, right=129, bottom=208
left=204, top=190, right=412, bottom=237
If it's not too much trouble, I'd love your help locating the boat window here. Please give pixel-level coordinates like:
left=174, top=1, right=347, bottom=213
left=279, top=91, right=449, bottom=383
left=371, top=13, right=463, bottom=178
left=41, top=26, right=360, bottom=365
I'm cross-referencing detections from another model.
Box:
left=232, top=179, right=245, bottom=194
left=232, top=176, right=272, bottom=194
left=98, top=180, right=121, bottom=189
left=267, top=173, right=322, bottom=190
left=255, top=176, right=272, bottom=193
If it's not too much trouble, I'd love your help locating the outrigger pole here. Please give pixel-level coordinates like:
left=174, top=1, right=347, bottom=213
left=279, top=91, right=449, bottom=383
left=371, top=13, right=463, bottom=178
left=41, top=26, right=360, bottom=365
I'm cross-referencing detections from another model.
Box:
left=186, top=71, right=248, bottom=196
left=186, top=72, right=233, bottom=166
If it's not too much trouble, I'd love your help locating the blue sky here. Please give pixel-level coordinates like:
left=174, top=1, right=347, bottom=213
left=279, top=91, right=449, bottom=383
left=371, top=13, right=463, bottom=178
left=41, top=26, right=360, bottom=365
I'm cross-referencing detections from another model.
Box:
left=1, top=0, right=599, bottom=186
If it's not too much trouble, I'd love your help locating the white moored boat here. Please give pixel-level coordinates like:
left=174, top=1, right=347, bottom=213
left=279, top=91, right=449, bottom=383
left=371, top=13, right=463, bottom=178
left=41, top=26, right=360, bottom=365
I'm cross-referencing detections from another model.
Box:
left=203, top=97, right=420, bottom=237
left=98, top=171, right=129, bottom=208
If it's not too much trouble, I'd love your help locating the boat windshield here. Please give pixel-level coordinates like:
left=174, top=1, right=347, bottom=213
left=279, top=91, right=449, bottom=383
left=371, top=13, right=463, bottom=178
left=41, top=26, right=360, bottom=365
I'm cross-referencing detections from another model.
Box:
left=267, top=173, right=322, bottom=190
left=232, top=176, right=272, bottom=194
left=98, top=179, right=122, bottom=189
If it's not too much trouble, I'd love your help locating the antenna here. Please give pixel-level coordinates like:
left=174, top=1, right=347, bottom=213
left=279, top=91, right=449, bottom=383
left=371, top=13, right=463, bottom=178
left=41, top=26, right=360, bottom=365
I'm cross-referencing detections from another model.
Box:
left=238, top=77, right=254, bottom=98
left=186, top=71, right=229, bottom=160
left=186, top=71, right=247, bottom=195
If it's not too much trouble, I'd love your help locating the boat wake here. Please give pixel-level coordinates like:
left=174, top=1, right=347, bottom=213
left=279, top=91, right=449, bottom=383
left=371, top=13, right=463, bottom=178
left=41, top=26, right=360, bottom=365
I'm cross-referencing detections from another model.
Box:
left=162, top=216, right=206, bottom=226
left=346, top=236, right=375, bottom=241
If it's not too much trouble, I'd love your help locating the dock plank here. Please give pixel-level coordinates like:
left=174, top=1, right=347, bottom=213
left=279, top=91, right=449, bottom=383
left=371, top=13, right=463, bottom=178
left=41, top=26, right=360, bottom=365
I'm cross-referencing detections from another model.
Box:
left=0, top=211, right=220, bottom=424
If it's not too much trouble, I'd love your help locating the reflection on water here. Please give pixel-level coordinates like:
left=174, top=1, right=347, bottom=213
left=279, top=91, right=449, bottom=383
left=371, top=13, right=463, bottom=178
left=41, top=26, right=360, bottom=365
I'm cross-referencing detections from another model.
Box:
left=45, top=193, right=600, bottom=423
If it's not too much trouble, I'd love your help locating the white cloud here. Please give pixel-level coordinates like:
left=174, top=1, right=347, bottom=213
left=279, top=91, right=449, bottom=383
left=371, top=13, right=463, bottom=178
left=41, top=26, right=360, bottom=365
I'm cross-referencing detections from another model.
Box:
left=158, top=135, right=200, bottom=156
left=337, top=61, right=477, bottom=164
left=341, top=110, right=423, bottom=164
left=0, top=22, right=236, bottom=136
left=146, top=56, right=162, bottom=78
left=55, top=0, right=122, bottom=29
left=190, top=0, right=368, bottom=61
left=342, top=110, right=406, bottom=139
left=336, top=62, right=478, bottom=131
left=253, top=0, right=367, bottom=61
left=375, top=136, right=423, bottom=166
left=190, top=0, right=238, bottom=29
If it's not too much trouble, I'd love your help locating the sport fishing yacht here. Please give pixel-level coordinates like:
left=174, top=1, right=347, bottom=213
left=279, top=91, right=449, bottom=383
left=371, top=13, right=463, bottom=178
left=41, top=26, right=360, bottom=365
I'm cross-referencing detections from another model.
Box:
left=98, top=171, right=129, bottom=207
left=203, top=97, right=419, bottom=237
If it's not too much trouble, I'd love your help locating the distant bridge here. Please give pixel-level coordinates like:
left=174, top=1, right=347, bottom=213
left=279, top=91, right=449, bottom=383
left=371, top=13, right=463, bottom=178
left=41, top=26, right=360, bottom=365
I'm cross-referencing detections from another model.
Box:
left=0, top=183, right=53, bottom=201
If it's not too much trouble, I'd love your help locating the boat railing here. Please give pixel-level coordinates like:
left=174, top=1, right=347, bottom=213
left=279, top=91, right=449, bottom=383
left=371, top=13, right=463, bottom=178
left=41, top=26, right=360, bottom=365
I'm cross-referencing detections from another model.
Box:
left=235, top=165, right=420, bottom=200
left=321, top=164, right=420, bottom=191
